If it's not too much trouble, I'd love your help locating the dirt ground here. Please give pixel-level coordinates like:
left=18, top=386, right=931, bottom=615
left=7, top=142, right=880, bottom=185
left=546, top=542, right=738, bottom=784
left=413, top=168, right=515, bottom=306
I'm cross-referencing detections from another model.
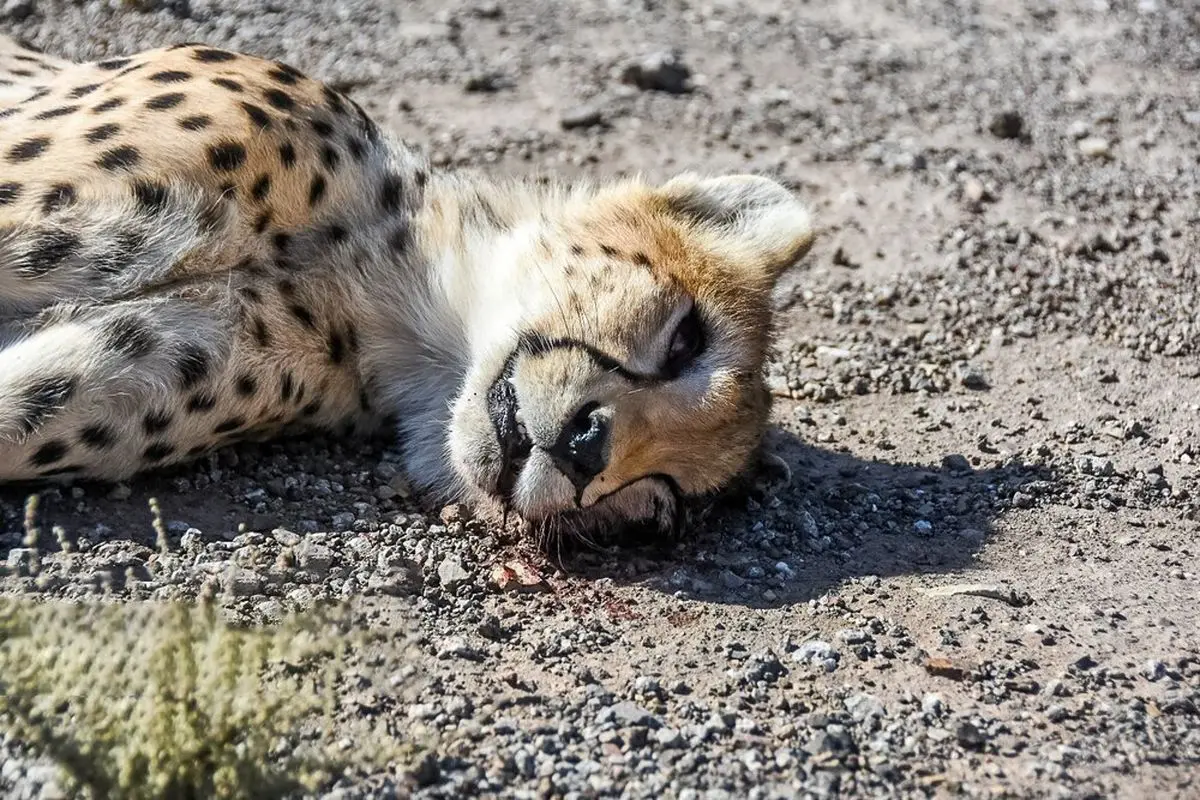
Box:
left=2, top=0, right=1198, bottom=797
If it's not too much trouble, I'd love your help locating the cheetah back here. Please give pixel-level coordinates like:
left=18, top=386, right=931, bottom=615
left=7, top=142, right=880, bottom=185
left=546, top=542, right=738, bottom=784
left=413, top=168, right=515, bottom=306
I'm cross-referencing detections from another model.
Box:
left=0, top=39, right=424, bottom=482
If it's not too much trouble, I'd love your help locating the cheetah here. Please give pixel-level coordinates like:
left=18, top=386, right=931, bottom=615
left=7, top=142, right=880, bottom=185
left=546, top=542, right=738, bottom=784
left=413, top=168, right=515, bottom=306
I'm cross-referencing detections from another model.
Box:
left=0, top=36, right=815, bottom=535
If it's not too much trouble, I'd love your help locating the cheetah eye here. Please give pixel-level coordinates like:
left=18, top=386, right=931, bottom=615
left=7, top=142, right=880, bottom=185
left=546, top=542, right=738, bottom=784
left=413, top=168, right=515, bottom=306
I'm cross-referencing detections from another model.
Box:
left=664, top=306, right=705, bottom=377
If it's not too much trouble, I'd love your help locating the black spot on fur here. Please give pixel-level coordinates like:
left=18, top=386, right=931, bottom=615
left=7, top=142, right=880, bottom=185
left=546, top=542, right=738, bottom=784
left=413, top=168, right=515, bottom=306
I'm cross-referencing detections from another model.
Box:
left=104, top=313, right=158, bottom=357
left=8, top=136, right=50, bottom=162
left=176, top=345, right=210, bottom=390
left=142, top=442, right=175, bottom=462
left=79, top=424, right=115, bottom=450
left=310, top=118, right=333, bottom=137
left=30, top=440, right=69, bottom=467
left=633, top=251, right=653, bottom=268
left=21, top=87, right=50, bottom=104
left=276, top=279, right=296, bottom=297
left=96, top=58, right=132, bottom=71
left=300, top=400, right=321, bottom=417
left=41, top=184, right=76, bottom=214
left=93, top=96, right=125, bottom=112
left=327, top=330, right=346, bottom=364
left=278, top=141, right=296, bottom=168
left=208, top=141, right=246, bottom=171
left=253, top=211, right=272, bottom=233
left=241, top=102, right=272, bottom=129
left=84, top=123, right=120, bottom=143
left=414, top=169, right=429, bottom=190
left=388, top=222, right=412, bottom=253
left=193, top=48, right=237, bottom=63
left=96, top=145, right=141, bottom=171
left=212, top=416, right=244, bottom=434
left=263, top=88, right=295, bottom=111
left=179, top=114, right=211, bottom=130
left=0, top=108, right=17, bottom=120
left=33, top=105, right=79, bottom=120
left=145, top=92, right=186, bottom=110
left=570, top=244, right=585, bottom=256
left=599, top=244, right=619, bottom=258
left=211, top=77, right=243, bottom=92
left=346, top=135, right=366, bottom=162
left=273, top=232, right=290, bottom=253
left=326, top=224, right=347, bottom=245
left=379, top=174, right=402, bottom=212
left=288, top=304, right=315, bottom=329
left=23, top=230, right=80, bottom=276
left=250, top=317, right=271, bottom=347
left=0, top=182, right=21, bottom=205
left=149, top=70, right=191, bottom=83
left=142, top=410, right=174, bottom=435
left=308, top=174, right=327, bottom=206
left=279, top=371, right=295, bottom=402
left=67, top=83, right=101, bottom=99
left=234, top=374, right=257, bottom=397
left=269, top=62, right=305, bottom=85
left=321, top=144, right=340, bottom=171
left=132, top=180, right=169, bottom=213
left=322, top=86, right=347, bottom=114
left=17, top=376, right=76, bottom=435
left=186, top=392, right=216, bottom=413
left=358, top=388, right=372, bottom=413
left=250, top=174, right=271, bottom=202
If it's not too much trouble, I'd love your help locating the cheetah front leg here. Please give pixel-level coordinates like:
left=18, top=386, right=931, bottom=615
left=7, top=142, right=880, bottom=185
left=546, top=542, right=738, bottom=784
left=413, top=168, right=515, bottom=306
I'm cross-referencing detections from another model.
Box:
left=0, top=297, right=234, bottom=482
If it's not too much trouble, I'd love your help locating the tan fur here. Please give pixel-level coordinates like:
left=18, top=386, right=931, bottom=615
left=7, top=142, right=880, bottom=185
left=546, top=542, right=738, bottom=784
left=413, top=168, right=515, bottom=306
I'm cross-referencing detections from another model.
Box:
left=0, top=37, right=815, bottom=533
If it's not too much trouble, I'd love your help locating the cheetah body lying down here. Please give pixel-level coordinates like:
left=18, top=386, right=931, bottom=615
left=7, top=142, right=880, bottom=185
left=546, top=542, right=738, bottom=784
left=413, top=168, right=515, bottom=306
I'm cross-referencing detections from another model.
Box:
left=0, top=37, right=814, bottom=533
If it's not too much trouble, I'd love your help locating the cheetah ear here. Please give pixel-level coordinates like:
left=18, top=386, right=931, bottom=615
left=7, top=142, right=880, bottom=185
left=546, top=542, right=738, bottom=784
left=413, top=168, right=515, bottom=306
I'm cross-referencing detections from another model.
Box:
left=659, top=173, right=816, bottom=283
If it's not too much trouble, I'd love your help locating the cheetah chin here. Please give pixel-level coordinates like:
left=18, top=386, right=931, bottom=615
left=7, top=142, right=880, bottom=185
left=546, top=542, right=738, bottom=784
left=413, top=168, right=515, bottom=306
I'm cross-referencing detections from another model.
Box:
left=0, top=37, right=815, bottom=539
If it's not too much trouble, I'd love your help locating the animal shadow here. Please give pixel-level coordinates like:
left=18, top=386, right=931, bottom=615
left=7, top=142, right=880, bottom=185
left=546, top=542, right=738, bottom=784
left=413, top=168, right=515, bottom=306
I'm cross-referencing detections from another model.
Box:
left=0, top=425, right=1048, bottom=607
left=560, top=425, right=1050, bottom=608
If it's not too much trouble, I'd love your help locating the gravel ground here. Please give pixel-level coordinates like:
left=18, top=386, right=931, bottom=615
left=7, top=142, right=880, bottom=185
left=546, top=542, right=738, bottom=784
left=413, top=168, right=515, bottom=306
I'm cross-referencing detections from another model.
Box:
left=2, top=0, right=1199, bottom=797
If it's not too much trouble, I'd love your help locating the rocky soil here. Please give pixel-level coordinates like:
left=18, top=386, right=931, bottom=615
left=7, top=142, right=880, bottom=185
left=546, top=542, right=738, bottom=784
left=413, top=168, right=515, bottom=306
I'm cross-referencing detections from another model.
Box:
left=2, top=0, right=1199, bottom=797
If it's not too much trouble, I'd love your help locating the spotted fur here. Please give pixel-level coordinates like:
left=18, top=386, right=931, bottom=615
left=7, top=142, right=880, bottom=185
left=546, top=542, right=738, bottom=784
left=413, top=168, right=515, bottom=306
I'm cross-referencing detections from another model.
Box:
left=0, top=36, right=815, bottom=534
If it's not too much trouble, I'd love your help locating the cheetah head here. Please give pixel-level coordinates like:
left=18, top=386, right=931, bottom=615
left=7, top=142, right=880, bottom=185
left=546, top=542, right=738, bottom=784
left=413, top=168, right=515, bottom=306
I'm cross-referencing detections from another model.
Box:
left=447, top=173, right=814, bottom=539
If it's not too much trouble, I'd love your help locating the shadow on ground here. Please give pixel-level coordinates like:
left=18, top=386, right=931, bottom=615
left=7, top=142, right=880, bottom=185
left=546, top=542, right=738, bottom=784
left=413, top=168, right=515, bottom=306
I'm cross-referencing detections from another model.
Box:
left=1, top=424, right=1049, bottom=607
left=561, top=425, right=1049, bottom=608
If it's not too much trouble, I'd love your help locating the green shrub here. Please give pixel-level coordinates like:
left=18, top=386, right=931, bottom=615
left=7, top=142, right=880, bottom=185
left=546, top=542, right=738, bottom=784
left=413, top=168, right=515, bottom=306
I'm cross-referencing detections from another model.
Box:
left=0, top=596, right=401, bottom=800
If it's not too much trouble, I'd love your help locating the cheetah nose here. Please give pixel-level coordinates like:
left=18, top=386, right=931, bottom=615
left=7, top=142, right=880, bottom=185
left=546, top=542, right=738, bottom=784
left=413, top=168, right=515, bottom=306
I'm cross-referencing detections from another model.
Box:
left=548, top=402, right=610, bottom=489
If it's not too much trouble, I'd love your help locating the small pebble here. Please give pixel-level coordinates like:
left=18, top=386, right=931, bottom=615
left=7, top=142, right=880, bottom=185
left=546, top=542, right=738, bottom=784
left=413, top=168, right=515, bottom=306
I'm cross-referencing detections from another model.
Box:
left=620, top=51, right=691, bottom=94
left=1077, top=137, right=1112, bottom=158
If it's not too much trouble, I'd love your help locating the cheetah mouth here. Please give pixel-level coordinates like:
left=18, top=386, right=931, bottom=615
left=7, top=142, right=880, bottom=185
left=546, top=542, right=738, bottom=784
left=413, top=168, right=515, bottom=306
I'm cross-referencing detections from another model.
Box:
left=485, top=351, right=532, bottom=503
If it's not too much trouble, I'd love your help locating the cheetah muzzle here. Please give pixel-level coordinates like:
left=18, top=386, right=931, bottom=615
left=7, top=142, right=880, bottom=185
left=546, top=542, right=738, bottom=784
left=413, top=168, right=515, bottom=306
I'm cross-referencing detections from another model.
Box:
left=0, top=36, right=816, bottom=540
